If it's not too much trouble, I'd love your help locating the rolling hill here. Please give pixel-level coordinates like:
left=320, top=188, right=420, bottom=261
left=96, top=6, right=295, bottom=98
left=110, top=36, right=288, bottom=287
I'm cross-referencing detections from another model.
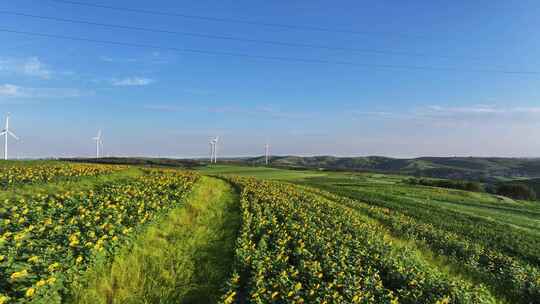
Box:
left=64, top=155, right=540, bottom=183
left=239, top=156, right=540, bottom=181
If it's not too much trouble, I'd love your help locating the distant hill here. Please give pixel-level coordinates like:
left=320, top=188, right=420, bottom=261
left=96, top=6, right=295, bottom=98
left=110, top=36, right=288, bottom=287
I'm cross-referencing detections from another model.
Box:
left=238, top=156, right=540, bottom=181
left=505, top=178, right=540, bottom=197
left=62, top=155, right=540, bottom=182
left=62, top=157, right=201, bottom=169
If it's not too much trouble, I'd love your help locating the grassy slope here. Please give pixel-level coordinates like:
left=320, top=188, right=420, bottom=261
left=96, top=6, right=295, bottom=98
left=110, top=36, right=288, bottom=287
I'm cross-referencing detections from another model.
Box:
left=332, top=182, right=540, bottom=234
left=202, top=165, right=540, bottom=235
left=198, top=164, right=327, bottom=180
left=70, top=176, right=240, bottom=304
left=300, top=173, right=540, bottom=265
left=196, top=167, right=540, bottom=253
left=239, top=155, right=540, bottom=181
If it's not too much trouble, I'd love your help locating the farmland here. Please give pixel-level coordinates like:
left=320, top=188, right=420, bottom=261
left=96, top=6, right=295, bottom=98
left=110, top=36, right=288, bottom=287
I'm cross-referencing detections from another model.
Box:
left=0, top=162, right=125, bottom=189
left=0, top=161, right=539, bottom=303
left=0, top=164, right=198, bottom=303
left=203, top=164, right=540, bottom=303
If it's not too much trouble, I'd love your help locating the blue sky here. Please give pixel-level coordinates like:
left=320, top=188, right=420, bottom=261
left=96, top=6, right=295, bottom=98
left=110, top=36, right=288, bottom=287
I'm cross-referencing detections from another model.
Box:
left=1, top=0, right=540, bottom=158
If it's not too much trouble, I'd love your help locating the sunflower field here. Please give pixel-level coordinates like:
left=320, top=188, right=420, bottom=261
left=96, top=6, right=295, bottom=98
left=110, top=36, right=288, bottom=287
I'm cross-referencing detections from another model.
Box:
left=300, top=185, right=540, bottom=304
left=0, top=163, right=125, bottom=189
left=220, top=177, right=497, bottom=304
left=1, top=161, right=539, bottom=303
left=0, top=168, right=198, bottom=303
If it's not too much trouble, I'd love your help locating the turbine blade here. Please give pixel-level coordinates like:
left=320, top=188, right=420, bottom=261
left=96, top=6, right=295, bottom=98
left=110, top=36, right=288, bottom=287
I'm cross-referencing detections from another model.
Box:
left=0, top=130, right=5, bottom=136
left=8, top=131, right=18, bottom=140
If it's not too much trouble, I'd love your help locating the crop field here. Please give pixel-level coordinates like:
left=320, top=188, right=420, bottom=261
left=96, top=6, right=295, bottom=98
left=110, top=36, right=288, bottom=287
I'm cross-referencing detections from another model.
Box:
left=0, top=162, right=125, bottom=189
left=0, top=162, right=539, bottom=303
left=220, top=177, right=494, bottom=303
left=197, top=164, right=327, bottom=180
left=0, top=163, right=199, bottom=303
left=204, top=165, right=540, bottom=304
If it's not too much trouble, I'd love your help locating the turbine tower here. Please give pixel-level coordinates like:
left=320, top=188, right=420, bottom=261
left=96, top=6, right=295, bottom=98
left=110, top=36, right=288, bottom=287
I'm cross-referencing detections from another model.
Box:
left=213, top=136, right=219, bottom=163
left=0, top=113, right=19, bottom=160
left=92, top=130, right=103, bottom=158
left=265, top=143, right=270, bottom=165
left=209, top=138, right=215, bottom=163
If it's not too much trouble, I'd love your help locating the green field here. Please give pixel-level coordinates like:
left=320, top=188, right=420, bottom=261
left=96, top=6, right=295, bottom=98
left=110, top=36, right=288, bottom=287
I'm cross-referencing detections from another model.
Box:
left=202, top=164, right=540, bottom=303
left=230, top=155, right=540, bottom=182
left=1, top=161, right=539, bottom=303
left=205, top=165, right=540, bottom=248
left=197, top=164, right=328, bottom=180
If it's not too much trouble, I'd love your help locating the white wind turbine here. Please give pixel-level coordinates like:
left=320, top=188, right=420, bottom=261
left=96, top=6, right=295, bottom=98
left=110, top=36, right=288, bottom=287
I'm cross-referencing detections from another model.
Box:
left=92, top=130, right=103, bottom=158
left=209, top=138, right=215, bottom=163
left=265, top=143, right=270, bottom=165
left=0, top=113, right=19, bottom=160
left=212, top=136, right=219, bottom=163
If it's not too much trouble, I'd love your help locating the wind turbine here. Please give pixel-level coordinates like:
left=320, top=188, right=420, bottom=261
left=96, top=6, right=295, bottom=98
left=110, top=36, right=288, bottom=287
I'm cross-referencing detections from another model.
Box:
left=213, top=136, right=219, bottom=163
left=92, top=130, right=103, bottom=158
left=0, top=113, right=19, bottom=160
left=209, top=138, right=215, bottom=163
left=265, top=143, right=270, bottom=165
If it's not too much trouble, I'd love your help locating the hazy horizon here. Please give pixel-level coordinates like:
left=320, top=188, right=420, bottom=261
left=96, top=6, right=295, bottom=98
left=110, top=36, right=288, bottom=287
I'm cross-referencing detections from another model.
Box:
left=16, top=153, right=540, bottom=161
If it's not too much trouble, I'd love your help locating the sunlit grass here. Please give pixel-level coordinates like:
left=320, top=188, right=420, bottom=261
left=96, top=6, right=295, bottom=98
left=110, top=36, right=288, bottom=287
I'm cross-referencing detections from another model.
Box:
left=69, top=176, right=240, bottom=304
left=197, top=164, right=327, bottom=180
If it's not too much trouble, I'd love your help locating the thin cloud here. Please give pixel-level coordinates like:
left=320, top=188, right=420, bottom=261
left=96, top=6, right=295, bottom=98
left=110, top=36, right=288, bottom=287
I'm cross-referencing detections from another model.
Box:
left=420, top=105, right=540, bottom=117
left=22, top=57, right=51, bottom=79
left=141, top=103, right=310, bottom=119
left=99, top=56, right=138, bottom=63
left=0, top=84, right=21, bottom=97
left=350, top=110, right=411, bottom=119
left=0, top=84, right=83, bottom=99
left=352, top=104, right=540, bottom=130
left=99, top=52, right=171, bottom=64
left=353, top=105, right=540, bottom=119
left=143, top=104, right=183, bottom=112
left=207, top=105, right=311, bottom=119
left=0, top=57, right=52, bottom=79
left=182, top=88, right=211, bottom=96
left=514, top=107, right=540, bottom=113
left=111, top=77, right=154, bottom=86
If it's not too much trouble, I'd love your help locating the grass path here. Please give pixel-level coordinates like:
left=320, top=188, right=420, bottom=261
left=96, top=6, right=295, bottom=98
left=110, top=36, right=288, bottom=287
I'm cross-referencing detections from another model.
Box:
left=70, top=176, right=240, bottom=304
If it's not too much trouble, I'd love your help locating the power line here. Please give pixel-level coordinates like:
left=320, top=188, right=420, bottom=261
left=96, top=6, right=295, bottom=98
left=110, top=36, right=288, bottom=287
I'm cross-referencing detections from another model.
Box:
left=0, top=10, right=466, bottom=59
left=46, top=0, right=422, bottom=37
left=0, top=28, right=537, bottom=75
